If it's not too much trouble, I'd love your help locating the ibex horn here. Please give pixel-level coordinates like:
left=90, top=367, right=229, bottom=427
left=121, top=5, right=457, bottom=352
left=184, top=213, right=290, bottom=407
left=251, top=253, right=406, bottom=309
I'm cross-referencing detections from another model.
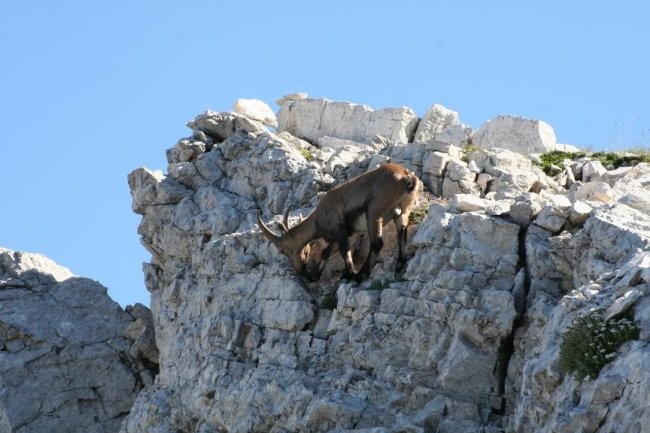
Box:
left=257, top=209, right=280, bottom=245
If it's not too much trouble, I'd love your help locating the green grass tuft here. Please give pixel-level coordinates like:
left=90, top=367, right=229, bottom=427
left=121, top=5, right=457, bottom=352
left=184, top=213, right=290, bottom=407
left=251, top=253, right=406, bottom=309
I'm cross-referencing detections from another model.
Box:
left=320, top=294, right=337, bottom=310
left=536, top=148, right=650, bottom=176
left=368, top=280, right=390, bottom=291
left=299, top=147, right=314, bottom=161
left=537, top=151, right=587, bottom=176
left=409, top=201, right=431, bottom=224
left=558, top=309, right=639, bottom=381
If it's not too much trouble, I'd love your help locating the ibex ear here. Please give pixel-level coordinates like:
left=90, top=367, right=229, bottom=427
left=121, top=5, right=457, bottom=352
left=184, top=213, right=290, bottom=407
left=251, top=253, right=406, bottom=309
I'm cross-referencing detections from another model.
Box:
left=257, top=209, right=281, bottom=245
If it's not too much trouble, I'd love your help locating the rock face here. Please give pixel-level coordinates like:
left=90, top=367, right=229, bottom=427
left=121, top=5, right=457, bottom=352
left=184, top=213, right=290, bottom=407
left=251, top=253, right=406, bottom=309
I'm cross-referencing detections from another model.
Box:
left=0, top=248, right=158, bottom=433
left=277, top=98, right=419, bottom=145
left=123, top=97, right=650, bottom=433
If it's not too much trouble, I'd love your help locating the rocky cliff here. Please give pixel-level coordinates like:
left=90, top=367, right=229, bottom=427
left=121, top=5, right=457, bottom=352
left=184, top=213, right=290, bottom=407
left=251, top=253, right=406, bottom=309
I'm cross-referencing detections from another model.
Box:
left=125, top=96, right=649, bottom=432
left=0, top=248, right=158, bottom=433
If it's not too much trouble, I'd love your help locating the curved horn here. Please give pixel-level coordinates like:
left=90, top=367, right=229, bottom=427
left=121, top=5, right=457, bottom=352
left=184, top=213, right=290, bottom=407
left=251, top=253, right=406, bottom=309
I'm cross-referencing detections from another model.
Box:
left=278, top=207, right=291, bottom=233
left=257, top=209, right=280, bottom=245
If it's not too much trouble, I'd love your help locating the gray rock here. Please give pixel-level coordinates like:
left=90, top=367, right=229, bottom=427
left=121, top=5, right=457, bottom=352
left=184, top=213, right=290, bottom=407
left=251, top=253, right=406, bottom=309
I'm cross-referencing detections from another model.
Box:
left=509, top=194, right=543, bottom=227
left=534, top=204, right=568, bottom=233
left=121, top=101, right=650, bottom=433
left=0, top=248, right=157, bottom=433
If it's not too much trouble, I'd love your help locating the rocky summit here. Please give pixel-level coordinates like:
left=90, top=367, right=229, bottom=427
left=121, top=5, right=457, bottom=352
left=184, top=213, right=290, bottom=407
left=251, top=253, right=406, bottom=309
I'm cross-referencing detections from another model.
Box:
left=4, top=95, right=650, bottom=433
left=121, top=96, right=650, bottom=433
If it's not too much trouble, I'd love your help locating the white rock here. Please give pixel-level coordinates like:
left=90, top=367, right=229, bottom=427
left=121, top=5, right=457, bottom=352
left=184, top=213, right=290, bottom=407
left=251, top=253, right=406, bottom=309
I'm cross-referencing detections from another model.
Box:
left=232, top=98, right=278, bottom=127
left=574, top=181, right=616, bottom=203
left=317, top=135, right=380, bottom=152
left=275, top=92, right=308, bottom=106
left=617, top=187, right=650, bottom=214
left=423, top=151, right=450, bottom=177
left=471, top=115, right=557, bottom=155
left=582, top=160, right=607, bottom=182
left=277, top=98, right=419, bottom=145
left=413, top=104, right=470, bottom=146
left=604, top=288, right=643, bottom=321
left=534, top=204, right=568, bottom=233
left=510, top=194, right=544, bottom=227
left=476, top=172, right=492, bottom=194
left=449, top=194, right=490, bottom=213
left=555, top=143, right=581, bottom=152
left=603, top=165, right=634, bottom=186
left=569, top=200, right=592, bottom=225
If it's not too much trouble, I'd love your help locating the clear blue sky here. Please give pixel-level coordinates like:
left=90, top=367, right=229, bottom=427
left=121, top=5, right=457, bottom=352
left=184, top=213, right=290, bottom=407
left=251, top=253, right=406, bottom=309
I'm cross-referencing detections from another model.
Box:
left=1, top=1, right=648, bottom=307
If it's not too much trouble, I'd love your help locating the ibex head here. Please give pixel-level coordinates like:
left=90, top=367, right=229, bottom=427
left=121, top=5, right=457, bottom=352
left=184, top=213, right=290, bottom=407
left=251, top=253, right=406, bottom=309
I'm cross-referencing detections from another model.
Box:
left=257, top=208, right=311, bottom=275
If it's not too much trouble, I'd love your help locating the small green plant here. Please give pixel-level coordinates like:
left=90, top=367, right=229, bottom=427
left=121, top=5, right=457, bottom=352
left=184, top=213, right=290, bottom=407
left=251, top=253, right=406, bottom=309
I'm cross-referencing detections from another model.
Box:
left=536, top=148, right=650, bottom=176
left=537, top=150, right=587, bottom=176
left=590, top=151, right=650, bottom=170
left=558, top=309, right=639, bottom=381
left=409, top=201, right=431, bottom=224
left=368, top=279, right=389, bottom=291
left=461, top=144, right=481, bottom=162
left=299, top=147, right=314, bottom=161
left=320, top=294, right=337, bottom=310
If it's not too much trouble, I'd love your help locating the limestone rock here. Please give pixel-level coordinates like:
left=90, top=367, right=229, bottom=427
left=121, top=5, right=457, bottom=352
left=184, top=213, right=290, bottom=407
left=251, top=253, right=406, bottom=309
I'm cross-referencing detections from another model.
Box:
left=0, top=248, right=157, bottom=433
left=569, top=200, right=592, bottom=225
left=582, top=160, right=607, bottom=182
left=121, top=99, right=650, bottom=433
left=276, top=92, right=308, bottom=106
left=413, top=103, right=470, bottom=146
left=449, top=193, right=490, bottom=213
left=471, top=114, right=557, bottom=155
left=232, top=98, right=278, bottom=127
left=534, top=198, right=569, bottom=233
left=277, top=98, right=419, bottom=145
left=574, top=181, right=616, bottom=203
left=509, top=193, right=544, bottom=227
left=187, top=110, right=267, bottom=142
left=618, top=187, right=650, bottom=214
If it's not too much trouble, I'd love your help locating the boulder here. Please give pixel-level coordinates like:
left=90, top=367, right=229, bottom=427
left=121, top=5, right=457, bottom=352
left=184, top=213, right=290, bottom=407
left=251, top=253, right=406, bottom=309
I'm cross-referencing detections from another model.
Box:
left=413, top=103, right=470, bottom=146
left=232, top=98, right=278, bottom=127
left=471, top=114, right=557, bottom=155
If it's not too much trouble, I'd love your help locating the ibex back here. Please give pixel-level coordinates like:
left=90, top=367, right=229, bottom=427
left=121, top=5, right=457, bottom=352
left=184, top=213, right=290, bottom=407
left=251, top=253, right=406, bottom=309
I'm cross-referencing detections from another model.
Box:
left=258, top=163, right=423, bottom=281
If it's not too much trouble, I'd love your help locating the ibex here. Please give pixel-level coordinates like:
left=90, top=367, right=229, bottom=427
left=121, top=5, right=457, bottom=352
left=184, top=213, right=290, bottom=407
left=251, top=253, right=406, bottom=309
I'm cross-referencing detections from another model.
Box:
left=257, top=163, right=422, bottom=281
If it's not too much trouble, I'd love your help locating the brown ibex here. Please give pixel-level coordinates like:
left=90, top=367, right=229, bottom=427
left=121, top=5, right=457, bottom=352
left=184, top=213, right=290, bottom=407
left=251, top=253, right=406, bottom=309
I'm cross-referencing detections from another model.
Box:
left=257, top=163, right=422, bottom=281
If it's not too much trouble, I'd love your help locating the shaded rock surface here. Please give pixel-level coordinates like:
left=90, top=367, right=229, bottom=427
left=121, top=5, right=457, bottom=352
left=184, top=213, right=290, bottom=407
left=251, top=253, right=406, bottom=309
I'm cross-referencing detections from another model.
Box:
left=121, top=97, right=650, bottom=433
left=0, top=248, right=158, bottom=433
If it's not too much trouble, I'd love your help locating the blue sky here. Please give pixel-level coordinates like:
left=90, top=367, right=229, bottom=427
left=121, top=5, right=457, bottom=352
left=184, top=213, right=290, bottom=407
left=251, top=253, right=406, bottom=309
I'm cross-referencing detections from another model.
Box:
left=1, top=1, right=648, bottom=307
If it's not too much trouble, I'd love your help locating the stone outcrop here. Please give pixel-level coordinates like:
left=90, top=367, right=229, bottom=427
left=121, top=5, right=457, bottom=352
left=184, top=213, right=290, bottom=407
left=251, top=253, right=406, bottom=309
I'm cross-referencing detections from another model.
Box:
left=277, top=98, right=419, bottom=145
left=122, top=96, right=650, bottom=433
left=0, top=248, right=158, bottom=433
left=471, top=114, right=558, bottom=155
left=232, top=98, right=277, bottom=128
